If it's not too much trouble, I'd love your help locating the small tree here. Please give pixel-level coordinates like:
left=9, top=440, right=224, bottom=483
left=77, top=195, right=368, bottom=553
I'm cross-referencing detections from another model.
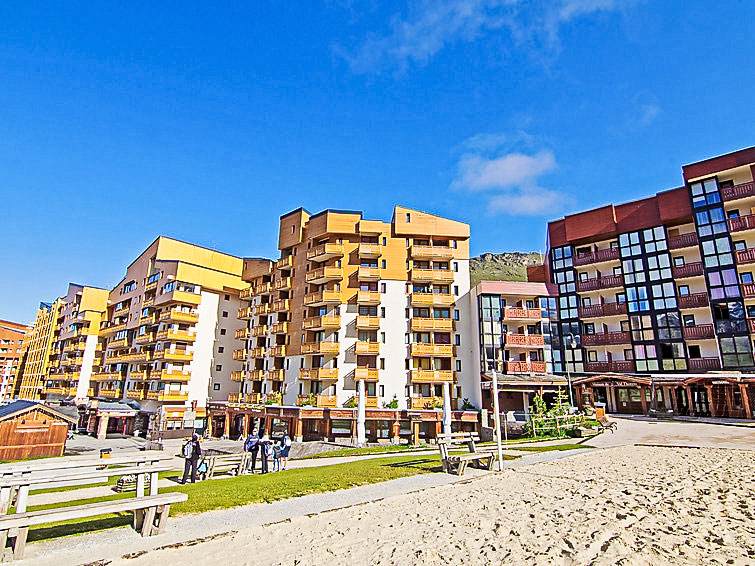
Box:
left=383, top=395, right=399, bottom=409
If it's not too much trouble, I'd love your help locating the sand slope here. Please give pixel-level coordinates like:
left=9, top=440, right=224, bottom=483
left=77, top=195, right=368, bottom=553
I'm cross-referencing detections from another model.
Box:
left=115, top=446, right=755, bottom=565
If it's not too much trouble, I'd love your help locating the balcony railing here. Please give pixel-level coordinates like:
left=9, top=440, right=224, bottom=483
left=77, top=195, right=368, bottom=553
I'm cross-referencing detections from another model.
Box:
left=581, top=331, right=631, bottom=346
left=306, top=266, right=342, bottom=284
left=728, top=213, right=755, bottom=233
left=276, top=255, right=294, bottom=269
left=239, top=287, right=254, bottom=301
left=672, top=262, right=704, bottom=278
left=506, top=361, right=546, bottom=373
left=688, top=357, right=721, bottom=371
left=357, top=266, right=381, bottom=280
left=573, top=247, right=620, bottom=266
left=584, top=360, right=635, bottom=373
left=303, top=290, right=341, bottom=306
left=410, top=318, right=454, bottom=331
left=505, top=334, right=545, bottom=347
left=721, top=181, right=755, bottom=202
left=146, top=390, right=188, bottom=402
left=228, top=393, right=241, bottom=403
left=160, top=308, right=199, bottom=324
left=271, top=299, right=289, bottom=312
left=355, top=341, right=380, bottom=355
left=356, top=315, right=380, bottom=329
left=251, top=325, right=268, bottom=337
left=149, top=369, right=190, bottom=382
left=268, top=369, right=285, bottom=381
left=410, top=343, right=454, bottom=356
left=270, top=321, right=288, bottom=334
left=682, top=324, right=715, bottom=340
left=578, top=302, right=627, bottom=318
left=410, top=293, right=454, bottom=307
left=356, top=290, right=381, bottom=304
left=247, top=369, right=264, bottom=381
left=251, top=304, right=270, bottom=316
left=302, top=315, right=341, bottom=330
left=668, top=232, right=699, bottom=249
left=743, top=283, right=755, bottom=298
left=297, top=395, right=338, bottom=408
left=410, top=369, right=454, bottom=383
left=301, top=342, right=339, bottom=355
left=250, top=347, right=266, bottom=358
left=269, top=345, right=287, bottom=357
left=358, top=243, right=382, bottom=257
left=501, top=307, right=541, bottom=320
left=677, top=293, right=709, bottom=308
left=231, top=370, right=245, bottom=382
left=354, top=367, right=379, bottom=380
left=307, top=243, right=344, bottom=261
left=410, top=245, right=454, bottom=260
left=274, top=276, right=292, bottom=291
left=410, top=397, right=442, bottom=410
left=299, top=368, right=339, bottom=380
left=410, top=269, right=454, bottom=282
left=576, top=275, right=623, bottom=292
left=736, top=248, right=755, bottom=264
left=156, top=329, right=196, bottom=342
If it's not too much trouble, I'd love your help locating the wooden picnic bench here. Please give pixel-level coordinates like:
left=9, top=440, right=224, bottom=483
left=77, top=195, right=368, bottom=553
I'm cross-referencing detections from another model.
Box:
left=437, top=433, right=495, bottom=476
left=0, top=452, right=185, bottom=560
left=199, top=452, right=250, bottom=480
left=597, top=416, right=617, bottom=433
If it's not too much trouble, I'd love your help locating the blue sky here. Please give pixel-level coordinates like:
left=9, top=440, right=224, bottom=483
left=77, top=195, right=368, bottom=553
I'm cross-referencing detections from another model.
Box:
left=2, top=1, right=755, bottom=323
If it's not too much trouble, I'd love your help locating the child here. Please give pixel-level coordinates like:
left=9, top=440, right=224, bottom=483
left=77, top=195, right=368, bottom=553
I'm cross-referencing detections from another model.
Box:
left=281, top=433, right=292, bottom=470
left=272, top=440, right=282, bottom=472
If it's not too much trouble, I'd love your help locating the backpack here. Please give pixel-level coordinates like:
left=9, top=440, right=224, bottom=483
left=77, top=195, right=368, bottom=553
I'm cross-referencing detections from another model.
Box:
left=273, top=445, right=282, bottom=458
left=182, top=440, right=194, bottom=459
left=244, top=435, right=258, bottom=451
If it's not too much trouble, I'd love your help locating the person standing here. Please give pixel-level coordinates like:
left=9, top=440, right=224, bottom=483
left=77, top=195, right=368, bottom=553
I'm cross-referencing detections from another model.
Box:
left=259, top=433, right=271, bottom=474
left=245, top=428, right=260, bottom=473
left=181, top=433, right=202, bottom=484
left=272, top=440, right=282, bottom=472
left=281, top=433, right=292, bottom=470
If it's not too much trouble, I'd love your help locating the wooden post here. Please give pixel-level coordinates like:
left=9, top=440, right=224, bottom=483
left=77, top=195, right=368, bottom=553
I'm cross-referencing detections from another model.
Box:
left=724, top=386, right=734, bottom=418
left=670, top=387, right=679, bottom=414
left=685, top=386, right=695, bottom=416
left=322, top=417, right=331, bottom=442
left=224, top=411, right=231, bottom=437
left=740, top=383, right=753, bottom=419
left=293, top=417, right=303, bottom=442
left=392, top=419, right=401, bottom=444
left=97, top=415, right=109, bottom=440
left=705, top=385, right=716, bottom=417
left=242, top=414, right=250, bottom=438
left=640, top=386, right=648, bottom=415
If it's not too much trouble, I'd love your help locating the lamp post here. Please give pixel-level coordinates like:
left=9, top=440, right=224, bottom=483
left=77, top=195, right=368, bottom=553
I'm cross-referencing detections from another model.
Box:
left=565, top=333, right=576, bottom=408
left=489, top=362, right=505, bottom=471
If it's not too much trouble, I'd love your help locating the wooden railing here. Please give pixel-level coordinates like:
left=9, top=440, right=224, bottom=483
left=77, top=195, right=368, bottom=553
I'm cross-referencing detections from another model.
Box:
left=505, top=334, right=545, bottom=346
left=668, top=232, right=699, bottom=249
left=688, top=357, right=721, bottom=371
left=672, top=262, right=704, bottom=278
left=573, top=247, right=620, bottom=266
left=506, top=361, right=546, bottom=373
left=501, top=307, right=541, bottom=320
left=678, top=293, right=709, bottom=308
left=584, top=360, right=635, bottom=372
left=736, top=248, right=755, bottom=264
left=576, top=274, right=623, bottom=292
left=728, top=213, right=755, bottom=233
left=581, top=331, right=631, bottom=346
left=721, top=181, right=755, bottom=201
left=682, top=324, right=715, bottom=340
left=578, top=302, right=627, bottom=318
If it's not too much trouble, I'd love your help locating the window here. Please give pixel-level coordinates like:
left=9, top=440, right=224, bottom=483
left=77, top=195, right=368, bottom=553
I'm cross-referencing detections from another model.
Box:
left=218, top=346, right=224, bottom=353
left=701, top=237, right=733, bottom=268
left=690, top=179, right=721, bottom=208
left=588, top=350, right=597, bottom=362
left=380, top=283, right=386, bottom=293
left=123, top=281, right=136, bottom=293
left=381, top=307, right=386, bottom=318
left=224, top=294, right=230, bottom=301
left=220, top=329, right=226, bottom=335
left=742, top=273, right=754, bottom=284
left=406, top=213, right=411, bottom=222
left=651, top=281, right=677, bottom=310
left=454, top=285, right=459, bottom=296
left=453, top=262, right=458, bottom=272
left=719, top=336, right=753, bottom=367
left=733, top=240, right=747, bottom=252
left=626, top=286, right=650, bottom=312
left=678, top=285, right=690, bottom=296
left=213, top=383, right=220, bottom=391
left=707, top=269, right=740, bottom=300
left=454, top=309, right=460, bottom=321
left=215, top=364, right=222, bottom=371
left=688, top=345, right=701, bottom=358
left=630, top=315, right=654, bottom=342
left=222, top=311, right=228, bottom=318
left=695, top=207, right=727, bottom=237
left=455, top=360, right=461, bottom=371
left=583, top=323, right=595, bottom=334
left=683, top=315, right=695, bottom=327
left=455, top=334, right=461, bottom=346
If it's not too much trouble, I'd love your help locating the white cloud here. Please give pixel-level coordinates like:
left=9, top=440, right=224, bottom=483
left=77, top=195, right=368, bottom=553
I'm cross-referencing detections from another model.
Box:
left=637, top=102, right=660, bottom=127
left=451, top=136, right=564, bottom=216
left=338, top=0, right=627, bottom=73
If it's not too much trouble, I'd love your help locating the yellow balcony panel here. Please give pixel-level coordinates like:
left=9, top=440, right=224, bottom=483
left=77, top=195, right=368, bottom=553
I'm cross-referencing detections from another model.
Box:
left=361, top=395, right=379, bottom=408
left=410, top=245, right=454, bottom=260
left=126, top=389, right=146, bottom=400
left=146, top=390, right=188, bottom=402
left=238, top=306, right=254, bottom=319
left=304, top=290, right=341, bottom=306
left=357, top=266, right=381, bottom=280
left=165, top=290, right=202, bottom=305
left=306, top=266, right=343, bottom=284
left=239, top=287, right=254, bottom=301
left=357, top=290, right=381, bottom=304
left=128, top=351, right=153, bottom=363
left=268, top=369, right=285, bottom=381
left=410, top=343, right=455, bottom=356
left=100, top=388, right=123, bottom=399
left=63, top=344, right=75, bottom=353
left=410, top=318, right=454, bottom=332
left=86, top=388, right=96, bottom=397
left=301, top=342, right=339, bottom=355
left=232, top=349, right=248, bottom=361
left=152, top=369, right=191, bottom=382
left=276, top=255, right=294, bottom=270
left=251, top=325, right=268, bottom=337
left=235, top=328, right=250, bottom=340
left=358, top=243, right=382, bottom=257
left=269, top=345, right=287, bottom=357
left=246, top=393, right=262, bottom=404
left=270, top=321, right=288, bottom=334
left=142, top=296, right=155, bottom=308
left=354, top=367, right=379, bottom=381
left=410, top=397, right=443, bottom=410
left=303, top=315, right=341, bottom=330
left=160, top=308, right=199, bottom=324
left=139, top=313, right=158, bottom=325
left=100, top=322, right=127, bottom=337
left=91, top=372, right=122, bottom=381
left=145, top=280, right=159, bottom=292
left=248, top=369, right=265, bottom=380
left=411, top=369, right=455, bottom=383
left=154, top=350, right=193, bottom=362
left=356, top=315, right=380, bottom=330
left=410, top=269, right=455, bottom=283
left=228, top=392, right=241, bottom=403
left=298, top=395, right=338, bottom=408
left=231, top=370, right=245, bottom=382
left=252, top=304, right=270, bottom=316
left=113, top=306, right=130, bottom=317
left=410, top=293, right=454, bottom=307
left=274, top=276, right=292, bottom=291
left=307, top=243, right=344, bottom=262
left=355, top=341, right=380, bottom=355
left=250, top=347, right=266, bottom=358
left=109, top=337, right=129, bottom=349
left=299, top=368, right=338, bottom=380
left=156, top=328, right=197, bottom=342
left=255, top=282, right=272, bottom=295
left=271, top=299, right=290, bottom=312
left=129, top=370, right=150, bottom=381
left=135, top=333, right=155, bottom=345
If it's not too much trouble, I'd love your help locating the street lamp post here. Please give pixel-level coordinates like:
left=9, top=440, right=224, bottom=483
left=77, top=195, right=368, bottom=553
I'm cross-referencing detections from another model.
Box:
left=566, top=333, right=576, bottom=408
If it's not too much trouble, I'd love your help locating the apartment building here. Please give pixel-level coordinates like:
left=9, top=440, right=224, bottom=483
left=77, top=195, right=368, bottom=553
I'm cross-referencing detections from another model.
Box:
left=469, top=280, right=567, bottom=416
left=92, top=236, right=246, bottom=437
left=43, top=284, right=109, bottom=402
left=536, top=146, right=755, bottom=419
left=16, top=301, right=63, bottom=400
left=210, top=206, right=478, bottom=443
left=0, top=319, right=27, bottom=399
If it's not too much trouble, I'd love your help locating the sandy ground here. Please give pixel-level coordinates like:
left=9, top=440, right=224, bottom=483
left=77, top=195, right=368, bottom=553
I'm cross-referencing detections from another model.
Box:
left=106, top=445, right=755, bottom=566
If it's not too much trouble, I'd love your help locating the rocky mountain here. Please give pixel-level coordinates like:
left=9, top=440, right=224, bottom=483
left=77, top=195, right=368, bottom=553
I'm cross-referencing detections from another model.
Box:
left=470, top=252, right=544, bottom=286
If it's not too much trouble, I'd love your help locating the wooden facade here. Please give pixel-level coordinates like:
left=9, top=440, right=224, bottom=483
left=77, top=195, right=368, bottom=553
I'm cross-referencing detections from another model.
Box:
left=0, top=402, right=75, bottom=461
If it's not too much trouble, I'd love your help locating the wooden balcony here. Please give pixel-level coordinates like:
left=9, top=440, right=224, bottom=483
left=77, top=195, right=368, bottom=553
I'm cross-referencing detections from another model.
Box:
left=139, top=312, right=158, bottom=325
left=356, top=290, right=381, bottom=304
left=100, top=322, right=127, bottom=336
left=573, top=247, right=620, bottom=266
left=358, top=243, right=382, bottom=257
left=129, top=370, right=150, bottom=381
left=126, top=389, right=145, bottom=400
left=721, top=181, right=755, bottom=202
left=304, top=290, right=341, bottom=306
left=355, top=341, right=380, bottom=355
left=302, top=315, right=341, bottom=330
left=749, top=318, right=755, bottom=333
left=270, top=321, right=288, bottom=334
left=728, top=214, right=755, bottom=233
left=274, top=276, right=292, bottom=291
left=146, top=390, right=189, bottom=402
left=672, top=262, right=704, bottom=279
left=268, top=369, right=285, bottom=381
left=410, top=369, right=454, bottom=383
left=90, top=372, right=122, bottom=381
left=255, top=282, right=272, bottom=295
left=100, top=388, right=123, bottom=399
left=410, top=293, right=454, bottom=307
left=239, top=287, right=254, bottom=301
left=410, top=343, right=454, bottom=356
left=506, top=361, right=546, bottom=373
left=582, top=331, right=631, bottom=346
left=228, top=393, right=241, bottom=403
left=276, top=255, right=294, bottom=270
left=163, top=290, right=202, bottom=306
left=577, top=275, right=623, bottom=292
left=251, top=325, right=268, bottom=337
left=678, top=293, right=709, bottom=308
left=145, top=279, right=159, bottom=292
left=251, top=304, right=270, bottom=316
left=356, top=315, right=380, bottom=329
left=410, top=318, right=454, bottom=331
left=410, top=245, right=454, bottom=260
left=149, top=369, right=191, bottom=382
left=246, top=393, right=262, bottom=404
left=505, top=334, right=545, bottom=347
left=299, top=368, right=338, bottom=380
left=271, top=299, right=289, bottom=312
left=307, top=243, right=344, bottom=262
left=688, top=357, right=721, bottom=371
left=362, top=396, right=379, bottom=408
left=683, top=324, right=715, bottom=340
left=301, top=342, right=339, bottom=355
left=578, top=301, right=627, bottom=318
left=357, top=266, right=381, bottom=280
left=156, top=328, right=196, bottom=342
left=250, top=347, right=266, bottom=358
left=231, top=370, right=245, bottom=382
left=668, top=232, right=699, bottom=249
left=584, top=360, right=635, bottom=373
left=410, top=269, right=454, bottom=283
left=297, top=395, right=338, bottom=408
left=160, top=308, right=199, bottom=324
left=743, top=283, right=755, bottom=298
left=306, top=266, right=342, bottom=284
left=153, top=350, right=192, bottom=362
left=269, top=345, right=287, bottom=357
left=109, top=337, right=129, bottom=349
left=354, top=367, right=379, bottom=381
left=736, top=248, right=755, bottom=265
left=410, top=397, right=442, bottom=410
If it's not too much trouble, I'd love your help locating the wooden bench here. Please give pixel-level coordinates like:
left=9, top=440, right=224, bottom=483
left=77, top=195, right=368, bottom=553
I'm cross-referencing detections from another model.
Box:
left=200, top=453, right=250, bottom=480
left=437, top=433, right=495, bottom=476
left=597, top=416, right=617, bottom=432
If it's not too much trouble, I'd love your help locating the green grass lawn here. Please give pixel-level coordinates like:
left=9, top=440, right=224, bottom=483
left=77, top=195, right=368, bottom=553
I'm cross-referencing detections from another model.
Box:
left=301, top=444, right=428, bottom=459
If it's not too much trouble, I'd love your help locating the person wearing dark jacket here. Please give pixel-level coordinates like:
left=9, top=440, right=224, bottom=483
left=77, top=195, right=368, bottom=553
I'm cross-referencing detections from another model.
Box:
left=181, top=433, right=202, bottom=484
left=245, top=428, right=260, bottom=472
left=259, top=433, right=272, bottom=474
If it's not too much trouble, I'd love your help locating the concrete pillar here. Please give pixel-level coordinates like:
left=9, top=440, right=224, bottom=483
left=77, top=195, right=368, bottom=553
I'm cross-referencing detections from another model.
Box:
left=96, top=415, right=109, bottom=440
left=522, top=392, right=529, bottom=420
left=739, top=384, right=753, bottom=419
left=357, top=379, right=366, bottom=446
left=442, top=382, right=452, bottom=436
